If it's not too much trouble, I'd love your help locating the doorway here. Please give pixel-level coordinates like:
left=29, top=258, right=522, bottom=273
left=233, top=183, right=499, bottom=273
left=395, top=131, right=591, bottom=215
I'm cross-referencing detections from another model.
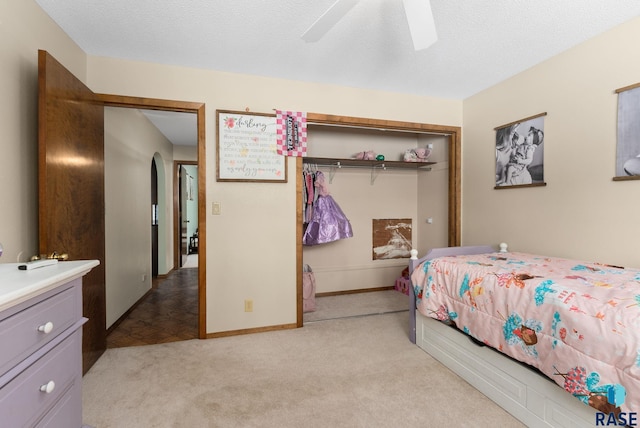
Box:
left=99, top=95, right=207, bottom=340
left=152, top=158, right=159, bottom=277
left=176, top=161, right=199, bottom=269
left=39, top=50, right=207, bottom=372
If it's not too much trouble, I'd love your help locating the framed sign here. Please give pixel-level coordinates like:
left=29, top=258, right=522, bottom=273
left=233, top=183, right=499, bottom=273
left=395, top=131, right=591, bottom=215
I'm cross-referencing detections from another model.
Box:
left=495, top=112, right=547, bottom=189
left=216, top=110, right=287, bottom=182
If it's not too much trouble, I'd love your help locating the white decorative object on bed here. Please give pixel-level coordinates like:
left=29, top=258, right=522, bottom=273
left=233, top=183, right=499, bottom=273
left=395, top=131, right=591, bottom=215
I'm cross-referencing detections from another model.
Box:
left=408, top=245, right=639, bottom=427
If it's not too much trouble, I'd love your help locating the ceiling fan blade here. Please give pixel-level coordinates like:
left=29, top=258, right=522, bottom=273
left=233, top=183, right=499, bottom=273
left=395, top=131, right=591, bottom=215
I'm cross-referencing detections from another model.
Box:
left=301, top=0, right=360, bottom=42
left=403, top=0, right=438, bottom=51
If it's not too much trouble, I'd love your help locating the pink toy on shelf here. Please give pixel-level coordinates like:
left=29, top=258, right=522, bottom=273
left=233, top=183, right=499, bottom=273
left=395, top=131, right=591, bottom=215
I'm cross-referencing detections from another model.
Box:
left=403, top=147, right=432, bottom=162
left=353, top=150, right=376, bottom=160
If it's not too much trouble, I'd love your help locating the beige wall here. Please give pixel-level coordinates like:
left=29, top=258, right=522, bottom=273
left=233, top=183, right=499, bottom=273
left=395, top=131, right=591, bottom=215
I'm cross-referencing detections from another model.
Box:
left=0, top=0, right=87, bottom=263
left=173, top=145, right=197, bottom=162
left=462, top=16, right=640, bottom=268
left=5, top=1, right=638, bottom=338
left=85, top=56, right=461, bottom=333
left=104, top=107, right=175, bottom=327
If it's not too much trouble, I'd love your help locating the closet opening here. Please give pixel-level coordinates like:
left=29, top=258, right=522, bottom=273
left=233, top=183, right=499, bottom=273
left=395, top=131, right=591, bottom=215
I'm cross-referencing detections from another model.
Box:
left=296, top=113, right=461, bottom=327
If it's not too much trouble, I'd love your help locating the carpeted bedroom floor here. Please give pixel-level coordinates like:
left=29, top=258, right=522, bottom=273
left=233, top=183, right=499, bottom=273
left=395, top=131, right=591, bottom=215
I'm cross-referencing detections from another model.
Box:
left=83, top=292, right=525, bottom=427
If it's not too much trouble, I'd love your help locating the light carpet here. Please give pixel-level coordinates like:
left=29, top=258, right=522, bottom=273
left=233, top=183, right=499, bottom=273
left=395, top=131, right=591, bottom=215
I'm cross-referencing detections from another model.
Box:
left=303, top=289, right=409, bottom=323
left=83, top=311, right=524, bottom=427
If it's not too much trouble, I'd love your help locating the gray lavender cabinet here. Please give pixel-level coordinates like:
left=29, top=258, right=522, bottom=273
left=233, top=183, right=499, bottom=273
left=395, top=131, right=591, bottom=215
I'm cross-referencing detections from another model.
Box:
left=0, top=260, right=98, bottom=427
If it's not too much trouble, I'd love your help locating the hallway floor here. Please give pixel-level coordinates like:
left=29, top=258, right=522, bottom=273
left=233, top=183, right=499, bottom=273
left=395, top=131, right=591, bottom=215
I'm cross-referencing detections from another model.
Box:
left=106, top=267, right=198, bottom=348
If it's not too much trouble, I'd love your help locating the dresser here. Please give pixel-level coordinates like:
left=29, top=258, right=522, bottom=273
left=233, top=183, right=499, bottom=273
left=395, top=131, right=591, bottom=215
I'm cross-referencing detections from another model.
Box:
left=0, top=260, right=99, bottom=427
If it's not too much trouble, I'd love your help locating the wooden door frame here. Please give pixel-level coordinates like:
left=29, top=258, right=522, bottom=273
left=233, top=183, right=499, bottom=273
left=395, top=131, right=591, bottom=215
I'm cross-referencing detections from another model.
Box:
left=98, top=94, right=207, bottom=339
left=173, top=160, right=198, bottom=270
left=296, top=113, right=461, bottom=327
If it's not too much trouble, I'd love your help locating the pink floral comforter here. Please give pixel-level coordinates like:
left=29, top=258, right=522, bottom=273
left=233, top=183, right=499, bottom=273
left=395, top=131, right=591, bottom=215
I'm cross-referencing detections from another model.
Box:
left=412, top=252, right=640, bottom=415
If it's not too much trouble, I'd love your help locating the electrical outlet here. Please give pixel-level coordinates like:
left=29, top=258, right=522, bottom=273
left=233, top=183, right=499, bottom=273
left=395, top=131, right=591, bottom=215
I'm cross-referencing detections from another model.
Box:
left=141, top=274, right=147, bottom=282
left=244, top=299, right=253, bottom=312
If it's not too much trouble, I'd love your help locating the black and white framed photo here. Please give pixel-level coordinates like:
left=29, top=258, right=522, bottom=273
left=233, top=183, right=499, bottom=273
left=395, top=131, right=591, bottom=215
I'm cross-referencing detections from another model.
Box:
left=614, top=83, right=640, bottom=181
left=495, top=113, right=547, bottom=189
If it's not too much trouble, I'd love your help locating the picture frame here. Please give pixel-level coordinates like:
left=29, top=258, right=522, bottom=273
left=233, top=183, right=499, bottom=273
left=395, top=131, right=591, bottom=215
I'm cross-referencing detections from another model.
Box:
left=613, top=83, right=640, bottom=181
left=216, top=110, right=287, bottom=182
left=495, top=112, right=547, bottom=189
left=372, top=219, right=412, bottom=260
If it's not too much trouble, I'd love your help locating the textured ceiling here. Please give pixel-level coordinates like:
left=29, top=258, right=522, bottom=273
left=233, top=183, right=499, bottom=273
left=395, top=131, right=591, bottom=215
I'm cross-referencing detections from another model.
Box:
left=35, top=0, right=640, bottom=145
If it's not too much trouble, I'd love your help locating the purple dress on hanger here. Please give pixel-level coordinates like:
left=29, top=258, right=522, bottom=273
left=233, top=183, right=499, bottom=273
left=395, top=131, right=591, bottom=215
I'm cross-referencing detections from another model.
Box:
left=303, top=171, right=353, bottom=246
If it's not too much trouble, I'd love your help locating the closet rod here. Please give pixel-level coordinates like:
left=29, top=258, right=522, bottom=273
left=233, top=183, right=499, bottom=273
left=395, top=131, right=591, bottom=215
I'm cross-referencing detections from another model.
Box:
left=316, top=162, right=432, bottom=185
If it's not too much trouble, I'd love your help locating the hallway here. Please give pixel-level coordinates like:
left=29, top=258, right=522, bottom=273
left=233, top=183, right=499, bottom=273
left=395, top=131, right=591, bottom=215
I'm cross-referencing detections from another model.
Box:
left=107, top=267, right=198, bottom=348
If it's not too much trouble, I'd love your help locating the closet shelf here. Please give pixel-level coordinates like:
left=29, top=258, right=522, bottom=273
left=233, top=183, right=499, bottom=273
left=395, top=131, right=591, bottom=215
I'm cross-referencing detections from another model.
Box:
left=303, top=157, right=435, bottom=185
left=303, top=157, right=435, bottom=170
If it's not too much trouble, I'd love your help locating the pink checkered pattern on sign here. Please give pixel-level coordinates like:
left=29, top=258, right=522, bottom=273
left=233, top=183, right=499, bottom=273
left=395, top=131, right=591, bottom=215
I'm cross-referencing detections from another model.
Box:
left=276, top=110, right=308, bottom=157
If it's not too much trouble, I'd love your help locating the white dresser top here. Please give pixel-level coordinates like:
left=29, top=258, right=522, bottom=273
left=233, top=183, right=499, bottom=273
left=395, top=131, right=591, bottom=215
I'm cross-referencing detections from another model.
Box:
left=0, top=260, right=99, bottom=312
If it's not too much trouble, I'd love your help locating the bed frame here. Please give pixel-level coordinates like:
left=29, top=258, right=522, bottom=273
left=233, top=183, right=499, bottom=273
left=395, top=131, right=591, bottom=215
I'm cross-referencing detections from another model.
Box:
left=408, top=246, right=597, bottom=428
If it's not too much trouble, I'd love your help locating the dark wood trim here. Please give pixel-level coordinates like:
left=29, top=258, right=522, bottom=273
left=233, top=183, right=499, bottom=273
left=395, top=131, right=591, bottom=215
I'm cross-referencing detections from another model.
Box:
left=98, top=94, right=207, bottom=340
left=197, top=104, right=207, bottom=339
left=494, top=112, right=547, bottom=130
left=615, top=82, right=640, bottom=93
left=207, top=323, right=298, bottom=339
left=306, top=113, right=458, bottom=135
left=612, top=175, right=640, bottom=182
left=494, top=182, right=547, bottom=190
left=449, top=131, right=462, bottom=246
left=316, top=286, right=395, bottom=298
left=296, top=157, right=303, bottom=327
left=96, top=94, right=203, bottom=112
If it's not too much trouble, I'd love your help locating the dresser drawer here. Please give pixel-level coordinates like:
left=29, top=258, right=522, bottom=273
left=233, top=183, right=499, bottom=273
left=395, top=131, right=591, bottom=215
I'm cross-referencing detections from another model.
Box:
left=35, top=377, right=82, bottom=428
left=0, top=330, right=81, bottom=427
left=0, top=286, right=78, bottom=378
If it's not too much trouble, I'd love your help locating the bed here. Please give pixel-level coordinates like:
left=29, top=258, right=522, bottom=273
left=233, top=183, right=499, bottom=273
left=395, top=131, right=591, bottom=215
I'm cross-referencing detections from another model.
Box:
left=408, top=245, right=640, bottom=427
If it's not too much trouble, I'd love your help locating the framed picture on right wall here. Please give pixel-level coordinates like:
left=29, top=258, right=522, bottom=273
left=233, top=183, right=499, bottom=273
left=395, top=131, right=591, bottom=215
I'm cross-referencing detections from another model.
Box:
left=614, top=83, right=640, bottom=181
left=495, top=112, right=547, bottom=189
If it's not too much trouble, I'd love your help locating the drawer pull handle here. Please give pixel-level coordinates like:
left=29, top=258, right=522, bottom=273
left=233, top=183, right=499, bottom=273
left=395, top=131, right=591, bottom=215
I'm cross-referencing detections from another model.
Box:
left=38, top=321, right=54, bottom=334
left=40, top=380, right=55, bottom=394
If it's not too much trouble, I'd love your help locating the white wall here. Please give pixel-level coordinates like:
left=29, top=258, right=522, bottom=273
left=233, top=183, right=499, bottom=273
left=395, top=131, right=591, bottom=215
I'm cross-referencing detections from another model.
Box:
left=104, top=107, right=175, bottom=327
left=462, top=16, right=640, bottom=268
